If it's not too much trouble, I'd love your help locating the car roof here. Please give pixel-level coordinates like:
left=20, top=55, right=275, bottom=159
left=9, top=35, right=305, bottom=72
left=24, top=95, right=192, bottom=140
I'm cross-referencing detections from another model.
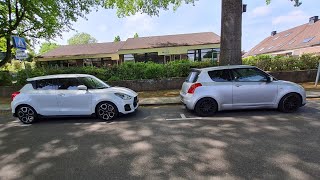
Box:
left=27, top=74, right=93, bottom=81
left=193, top=65, right=255, bottom=72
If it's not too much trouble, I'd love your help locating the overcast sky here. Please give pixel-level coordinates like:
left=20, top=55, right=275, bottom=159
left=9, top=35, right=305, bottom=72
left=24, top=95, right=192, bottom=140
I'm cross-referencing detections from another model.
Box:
left=46, top=0, right=319, bottom=52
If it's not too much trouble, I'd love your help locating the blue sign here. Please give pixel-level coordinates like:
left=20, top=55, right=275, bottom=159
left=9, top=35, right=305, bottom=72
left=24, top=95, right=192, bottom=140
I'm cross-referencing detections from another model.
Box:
left=12, top=36, right=27, bottom=50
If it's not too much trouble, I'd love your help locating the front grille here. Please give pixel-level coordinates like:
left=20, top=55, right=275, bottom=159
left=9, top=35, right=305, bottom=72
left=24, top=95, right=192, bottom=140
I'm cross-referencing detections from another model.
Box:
left=133, top=96, right=138, bottom=107
left=124, top=104, right=131, bottom=111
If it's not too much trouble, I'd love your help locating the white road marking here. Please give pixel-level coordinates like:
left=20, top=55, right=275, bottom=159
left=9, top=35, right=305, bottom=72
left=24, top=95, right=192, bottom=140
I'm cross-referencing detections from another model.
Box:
left=166, top=117, right=203, bottom=121
left=180, top=114, right=186, bottom=119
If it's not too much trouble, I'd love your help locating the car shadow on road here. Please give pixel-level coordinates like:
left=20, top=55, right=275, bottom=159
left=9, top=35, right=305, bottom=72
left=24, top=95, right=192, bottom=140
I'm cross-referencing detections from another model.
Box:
left=0, top=103, right=319, bottom=179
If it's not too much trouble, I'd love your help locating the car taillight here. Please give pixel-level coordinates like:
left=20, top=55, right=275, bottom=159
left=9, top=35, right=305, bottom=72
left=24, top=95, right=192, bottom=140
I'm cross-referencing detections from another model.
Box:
left=11, top=91, right=20, bottom=101
left=187, top=83, right=202, bottom=94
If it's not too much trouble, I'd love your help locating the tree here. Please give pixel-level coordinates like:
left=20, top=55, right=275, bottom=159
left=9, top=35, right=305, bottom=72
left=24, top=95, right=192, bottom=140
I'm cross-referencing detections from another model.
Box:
left=39, top=42, right=59, bottom=55
left=103, top=0, right=302, bottom=65
left=0, top=0, right=101, bottom=67
left=134, top=33, right=139, bottom=38
left=67, top=32, right=97, bottom=45
left=114, top=35, right=121, bottom=42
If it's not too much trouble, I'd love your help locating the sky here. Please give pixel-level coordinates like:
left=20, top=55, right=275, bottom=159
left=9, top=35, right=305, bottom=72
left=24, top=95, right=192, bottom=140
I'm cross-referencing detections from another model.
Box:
left=45, top=0, right=319, bottom=52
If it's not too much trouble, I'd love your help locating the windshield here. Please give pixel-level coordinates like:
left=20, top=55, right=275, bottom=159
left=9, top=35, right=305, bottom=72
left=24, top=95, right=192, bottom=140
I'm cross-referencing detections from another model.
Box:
left=78, top=77, right=110, bottom=89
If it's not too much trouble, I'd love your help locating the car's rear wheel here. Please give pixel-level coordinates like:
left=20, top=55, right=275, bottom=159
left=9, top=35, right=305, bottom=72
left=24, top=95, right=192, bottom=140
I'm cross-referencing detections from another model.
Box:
left=194, top=98, right=218, bottom=117
left=96, top=102, right=118, bottom=121
left=16, top=105, right=37, bottom=124
left=278, top=93, right=302, bottom=113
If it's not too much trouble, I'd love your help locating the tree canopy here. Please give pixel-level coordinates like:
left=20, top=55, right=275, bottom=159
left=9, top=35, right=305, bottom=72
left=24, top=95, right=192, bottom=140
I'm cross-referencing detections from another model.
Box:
left=134, top=33, right=139, bottom=38
left=39, top=42, right=60, bottom=55
left=67, top=33, right=97, bottom=45
left=114, top=35, right=121, bottom=42
left=0, top=0, right=101, bottom=66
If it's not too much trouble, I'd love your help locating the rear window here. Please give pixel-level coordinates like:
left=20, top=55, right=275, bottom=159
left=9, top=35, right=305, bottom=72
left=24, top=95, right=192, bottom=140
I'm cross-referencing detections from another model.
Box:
left=185, top=71, right=200, bottom=83
left=20, top=83, right=35, bottom=92
left=208, top=69, right=232, bottom=82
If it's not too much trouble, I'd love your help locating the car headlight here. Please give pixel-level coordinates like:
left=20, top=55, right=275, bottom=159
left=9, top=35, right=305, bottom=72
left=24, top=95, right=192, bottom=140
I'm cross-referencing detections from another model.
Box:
left=115, top=93, right=132, bottom=100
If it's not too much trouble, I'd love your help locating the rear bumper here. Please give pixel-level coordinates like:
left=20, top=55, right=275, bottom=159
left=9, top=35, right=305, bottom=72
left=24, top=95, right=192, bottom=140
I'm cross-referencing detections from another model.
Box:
left=180, top=92, right=195, bottom=110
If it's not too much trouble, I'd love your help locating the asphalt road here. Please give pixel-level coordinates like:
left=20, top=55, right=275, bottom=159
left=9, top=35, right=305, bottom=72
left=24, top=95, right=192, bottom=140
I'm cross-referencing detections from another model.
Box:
left=0, top=101, right=320, bottom=180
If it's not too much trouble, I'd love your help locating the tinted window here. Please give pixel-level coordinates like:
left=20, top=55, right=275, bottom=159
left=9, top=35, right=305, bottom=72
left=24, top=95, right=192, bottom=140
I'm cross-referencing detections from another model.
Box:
left=186, top=71, right=199, bottom=83
left=208, top=70, right=231, bottom=82
left=36, top=79, right=59, bottom=90
left=78, top=77, right=109, bottom=89
left=232, top=68, right=268, bottom=82
left=57, top=78, right=81, bottom=90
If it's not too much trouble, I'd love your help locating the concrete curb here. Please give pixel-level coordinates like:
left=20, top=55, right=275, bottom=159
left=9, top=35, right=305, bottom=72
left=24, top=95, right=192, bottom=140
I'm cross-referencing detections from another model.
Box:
left=1, top=94, right=319, bottom=111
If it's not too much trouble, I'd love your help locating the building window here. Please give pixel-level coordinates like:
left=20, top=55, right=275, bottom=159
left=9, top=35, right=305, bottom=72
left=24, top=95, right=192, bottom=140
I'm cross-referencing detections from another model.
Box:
left=188, top=48, right=219, bottom=62
left=124, top=54, right=135, bottom=62
left=303, top=37, right=315, bottom=43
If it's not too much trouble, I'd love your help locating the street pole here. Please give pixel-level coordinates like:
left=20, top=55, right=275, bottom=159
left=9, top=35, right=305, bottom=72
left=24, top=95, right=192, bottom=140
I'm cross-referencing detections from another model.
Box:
left=22, top=60, right=29, bottom=78
left=315, top=61, right=320, bottom=87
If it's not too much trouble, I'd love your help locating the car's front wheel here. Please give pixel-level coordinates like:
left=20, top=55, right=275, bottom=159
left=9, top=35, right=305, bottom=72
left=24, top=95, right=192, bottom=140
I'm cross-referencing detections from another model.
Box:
left=278, top=93, right=302, bottom=113
left=194, top=97, right=218, bottom=117
left=96, top=102, right=118, bottom=121
left=16, top=105, right=37, bottom=124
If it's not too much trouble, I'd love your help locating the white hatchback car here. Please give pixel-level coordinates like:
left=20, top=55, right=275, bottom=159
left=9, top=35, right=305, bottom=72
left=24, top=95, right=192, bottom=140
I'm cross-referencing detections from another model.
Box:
left=180, top=65, right=306, bottom=116
left=11, top=74, right=139, bottom=124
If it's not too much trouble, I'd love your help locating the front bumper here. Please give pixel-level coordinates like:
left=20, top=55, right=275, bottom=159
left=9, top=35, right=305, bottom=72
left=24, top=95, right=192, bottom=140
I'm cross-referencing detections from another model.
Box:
left=118, top=96, right=139, bottom=114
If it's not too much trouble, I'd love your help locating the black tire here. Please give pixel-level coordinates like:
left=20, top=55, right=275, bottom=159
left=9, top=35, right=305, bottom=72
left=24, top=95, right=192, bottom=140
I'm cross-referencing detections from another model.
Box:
left=96, top=102, right=118, bottom=121
left=278, top=93, right=302, bottom=113
left=16, top=105, right=37, bottom=124
left=194, top=98, right=218, bottom=117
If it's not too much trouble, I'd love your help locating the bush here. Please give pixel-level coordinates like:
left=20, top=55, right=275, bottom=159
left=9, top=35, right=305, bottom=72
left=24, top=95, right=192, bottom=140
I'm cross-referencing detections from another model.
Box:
left=243, top=54, right=320, bottom=71
left=8, top=54, right=320, bottom=86
left=0, top=71, right=13, bottom=86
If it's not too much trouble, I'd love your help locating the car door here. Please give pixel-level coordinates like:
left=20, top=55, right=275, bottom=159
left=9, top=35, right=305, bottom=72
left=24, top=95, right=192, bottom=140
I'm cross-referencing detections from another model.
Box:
left=31, top=79, right=60, bottom=116
left=231, top=68, right=278, bottom=108
left=207, top=69, right=233, bottom=110
left=56, top=78, right=92, bottom=115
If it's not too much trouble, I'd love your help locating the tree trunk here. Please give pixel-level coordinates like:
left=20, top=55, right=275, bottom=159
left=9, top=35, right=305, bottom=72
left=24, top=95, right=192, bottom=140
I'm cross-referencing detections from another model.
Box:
left=0, top=36, right=12, bottom=67
left=220, top=0, right=243, bottom=65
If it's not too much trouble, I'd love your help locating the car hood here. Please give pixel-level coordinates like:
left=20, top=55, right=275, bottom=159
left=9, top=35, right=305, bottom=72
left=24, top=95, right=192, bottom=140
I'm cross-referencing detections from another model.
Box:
left=275, top=80, right=304, bottom=89
left=98, top=87, right=138, bottom=97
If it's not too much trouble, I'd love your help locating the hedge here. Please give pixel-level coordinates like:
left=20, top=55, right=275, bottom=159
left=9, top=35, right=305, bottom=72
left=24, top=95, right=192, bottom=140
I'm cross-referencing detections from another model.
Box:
left=15, top=60, right=218, bottom=85
left=243, top=54, right=320, bottom=71
left=1, top=54, right=320, bottom=86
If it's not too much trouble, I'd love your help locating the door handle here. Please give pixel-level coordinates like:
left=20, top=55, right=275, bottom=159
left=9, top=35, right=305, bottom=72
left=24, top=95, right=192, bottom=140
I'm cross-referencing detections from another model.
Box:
left=58, top=93, right=65, bottom=96
left=235, top=84, right=242, bottom=87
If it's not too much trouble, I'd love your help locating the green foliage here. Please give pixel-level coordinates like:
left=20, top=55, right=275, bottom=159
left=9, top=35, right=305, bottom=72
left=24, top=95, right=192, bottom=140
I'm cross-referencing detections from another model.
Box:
left=39, top=42, right=60, bottom=55
left=67, top=33, right=98, bottom=45
left=9, top=54, right=319, bottom=86
left=114, top=36, right=121, bottom=42
left=0, top=0, right=101, bottom=66
left=134, top=33, right=139, bottom=38
left=0, top=71, right=13, bottom=86
left=243, top=54, right=319, bottom=71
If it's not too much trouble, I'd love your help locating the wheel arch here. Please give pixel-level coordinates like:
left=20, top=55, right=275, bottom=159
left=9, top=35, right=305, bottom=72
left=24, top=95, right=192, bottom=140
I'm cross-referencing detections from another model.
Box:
left=277, top=92, right=303, bottom=107
left=15, top=104, right=38, bottom=115
left=194, top=96, right=220, bottom=111
left=94, top=100, right=119, bottom=114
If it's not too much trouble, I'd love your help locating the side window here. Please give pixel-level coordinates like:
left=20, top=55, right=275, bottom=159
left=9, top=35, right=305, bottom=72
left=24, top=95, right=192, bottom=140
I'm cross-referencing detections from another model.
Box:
left=232, top=68, right=267, bottom=82
left=186, top=71, right=200, bottom=83
left=208, top=70, right=231, bottom=82
left=36, top=79, right=59, bottom=90
left=57, top=78, right=81, bottom=90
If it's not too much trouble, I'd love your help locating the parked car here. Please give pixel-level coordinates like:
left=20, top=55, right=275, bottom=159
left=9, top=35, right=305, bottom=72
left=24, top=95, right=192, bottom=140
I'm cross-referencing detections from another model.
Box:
left=180, top=65, right=306, bottom=116
left=11, top=74, right=139, bottom=124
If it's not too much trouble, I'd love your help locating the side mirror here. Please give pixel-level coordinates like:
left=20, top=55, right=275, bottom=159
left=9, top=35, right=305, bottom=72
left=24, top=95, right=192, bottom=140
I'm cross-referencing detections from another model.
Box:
left=77, top=85, right=88, bottom=90
left=266, top=76, right=273, bottom=82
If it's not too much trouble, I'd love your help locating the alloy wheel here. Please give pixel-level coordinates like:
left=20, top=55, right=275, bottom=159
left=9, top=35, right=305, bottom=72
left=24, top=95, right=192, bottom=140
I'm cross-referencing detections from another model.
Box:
left=98, top=103, right=116, bottom=120
left=17, top=106, right=36, bottom=124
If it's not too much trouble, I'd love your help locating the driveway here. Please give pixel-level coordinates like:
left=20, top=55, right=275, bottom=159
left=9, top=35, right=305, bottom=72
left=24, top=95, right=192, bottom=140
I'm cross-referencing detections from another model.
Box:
left=0, top=101, right=319, bottom=179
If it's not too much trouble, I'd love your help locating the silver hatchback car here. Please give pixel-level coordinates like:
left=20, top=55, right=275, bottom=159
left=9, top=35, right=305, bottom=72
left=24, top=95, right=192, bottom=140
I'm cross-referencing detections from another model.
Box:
left=180, top=65, right=306, bottom=116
